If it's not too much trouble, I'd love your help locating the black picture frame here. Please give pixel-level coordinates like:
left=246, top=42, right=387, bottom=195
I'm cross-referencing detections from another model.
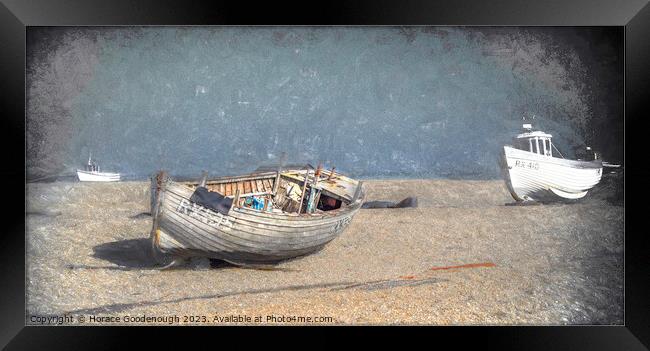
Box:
left=2, top=0, right=648, bottom=349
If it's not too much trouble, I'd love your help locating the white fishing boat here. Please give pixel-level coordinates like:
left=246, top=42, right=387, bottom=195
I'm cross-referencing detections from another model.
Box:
left=76, top=154, right=121, bottom=182
left=501, top=124, right=602, bottom=202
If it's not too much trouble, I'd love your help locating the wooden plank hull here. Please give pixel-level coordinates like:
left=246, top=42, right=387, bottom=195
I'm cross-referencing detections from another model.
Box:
left=150, top=171, right=364, bottom=265
left=501, top=146, right=602, bottom=202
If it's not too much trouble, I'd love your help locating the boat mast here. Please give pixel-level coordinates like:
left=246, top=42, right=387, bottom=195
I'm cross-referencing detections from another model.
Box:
left=87, top=151, right=93, bottom=171
left=297, top=165, right=311, bottom=214
left=272, top=152, right=287, bottom=196
left=306, top=162, right=323, bottom=213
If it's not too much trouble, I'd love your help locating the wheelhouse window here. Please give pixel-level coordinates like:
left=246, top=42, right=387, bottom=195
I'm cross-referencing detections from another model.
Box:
left=530, top=138, right=538, bottom=154
left=514, top=134, right=554, bottom=156
left=514, top=136, right=552, bottom=156
left=513, top=138, right=528, bottom=151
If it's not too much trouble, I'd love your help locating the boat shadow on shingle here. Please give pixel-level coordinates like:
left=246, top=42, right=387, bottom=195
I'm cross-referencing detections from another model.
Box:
left=128, top=211, right=152, bottom=219
left=87, top=238, right=159, bottom=269
left=79, top=237, right=327, bottom=270
left=362, top=196, right=418, bottom=209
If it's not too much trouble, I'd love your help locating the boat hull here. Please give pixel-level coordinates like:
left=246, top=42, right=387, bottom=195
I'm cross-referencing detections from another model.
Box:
left=501, top=146, right=602, bottom=202
left=76, top=170, right=121, bottom=182
left=150, top=172, right=365, bottom=265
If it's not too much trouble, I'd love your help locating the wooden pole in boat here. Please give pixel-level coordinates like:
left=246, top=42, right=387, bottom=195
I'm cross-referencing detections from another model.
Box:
left=297, top=167, right=310, bottom=214
left=199, top=170, right=208, bottom=188
left=152, top=170, right=167, bottom=218
left=306, top=162, right=323, bottom=213
left=314, top=162, right=322, bottom=185
left=150, top=170, right=167, bottom=260
left=272, top=170, right=281, bottom=196
left=272, top=152, right=287, bottom=196
left=232, top=188, right=241, bottom=210
left=327, top=166, right=336, bottom=180
left=311, top=190, right=323, bottom=212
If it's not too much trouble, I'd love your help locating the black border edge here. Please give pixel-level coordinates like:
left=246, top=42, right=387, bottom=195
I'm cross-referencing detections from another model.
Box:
left=3, top=0, right=649, bottom=349
left=0, top=1, right=27, bottom=349
left=625, top=1, right=650, bottom=350
left=1, top=0, right=649, bottom=25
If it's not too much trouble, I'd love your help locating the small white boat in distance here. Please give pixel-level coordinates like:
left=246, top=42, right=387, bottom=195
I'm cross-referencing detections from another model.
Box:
left=77, top=154, right=120, bottom=182
left=501, top=124, right=602, bottom=202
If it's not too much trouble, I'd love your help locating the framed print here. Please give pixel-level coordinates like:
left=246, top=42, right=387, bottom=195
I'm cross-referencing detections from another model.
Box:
left=2, top=0, right=648, bottom=349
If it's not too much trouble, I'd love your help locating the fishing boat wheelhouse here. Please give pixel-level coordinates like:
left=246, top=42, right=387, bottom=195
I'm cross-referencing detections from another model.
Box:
left=511, top=126, right=555, bottom=157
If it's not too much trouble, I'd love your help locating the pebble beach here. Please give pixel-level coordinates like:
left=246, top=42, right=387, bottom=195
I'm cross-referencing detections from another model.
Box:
left=25, top=176, right=623, bottom=325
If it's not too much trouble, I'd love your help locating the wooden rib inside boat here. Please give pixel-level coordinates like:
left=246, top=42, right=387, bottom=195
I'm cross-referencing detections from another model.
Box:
left=149, top=166, right=365, bottom=266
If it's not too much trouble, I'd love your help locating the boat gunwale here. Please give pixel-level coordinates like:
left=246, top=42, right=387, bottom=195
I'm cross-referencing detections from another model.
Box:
left=164, top=175, right=365, bottom=221
left=503, top=162, right=603, bottom=185
left=503, top=146, right=603, bottom=169
left=182, top=169, right=359, bottom=203
left=162, top=189, right=358, bottom=231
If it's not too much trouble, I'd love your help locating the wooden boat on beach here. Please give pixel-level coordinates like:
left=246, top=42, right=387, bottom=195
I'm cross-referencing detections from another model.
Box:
left=500, top=123, right=602, bottom=202
left=149, top=165, right=365, bottom=266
